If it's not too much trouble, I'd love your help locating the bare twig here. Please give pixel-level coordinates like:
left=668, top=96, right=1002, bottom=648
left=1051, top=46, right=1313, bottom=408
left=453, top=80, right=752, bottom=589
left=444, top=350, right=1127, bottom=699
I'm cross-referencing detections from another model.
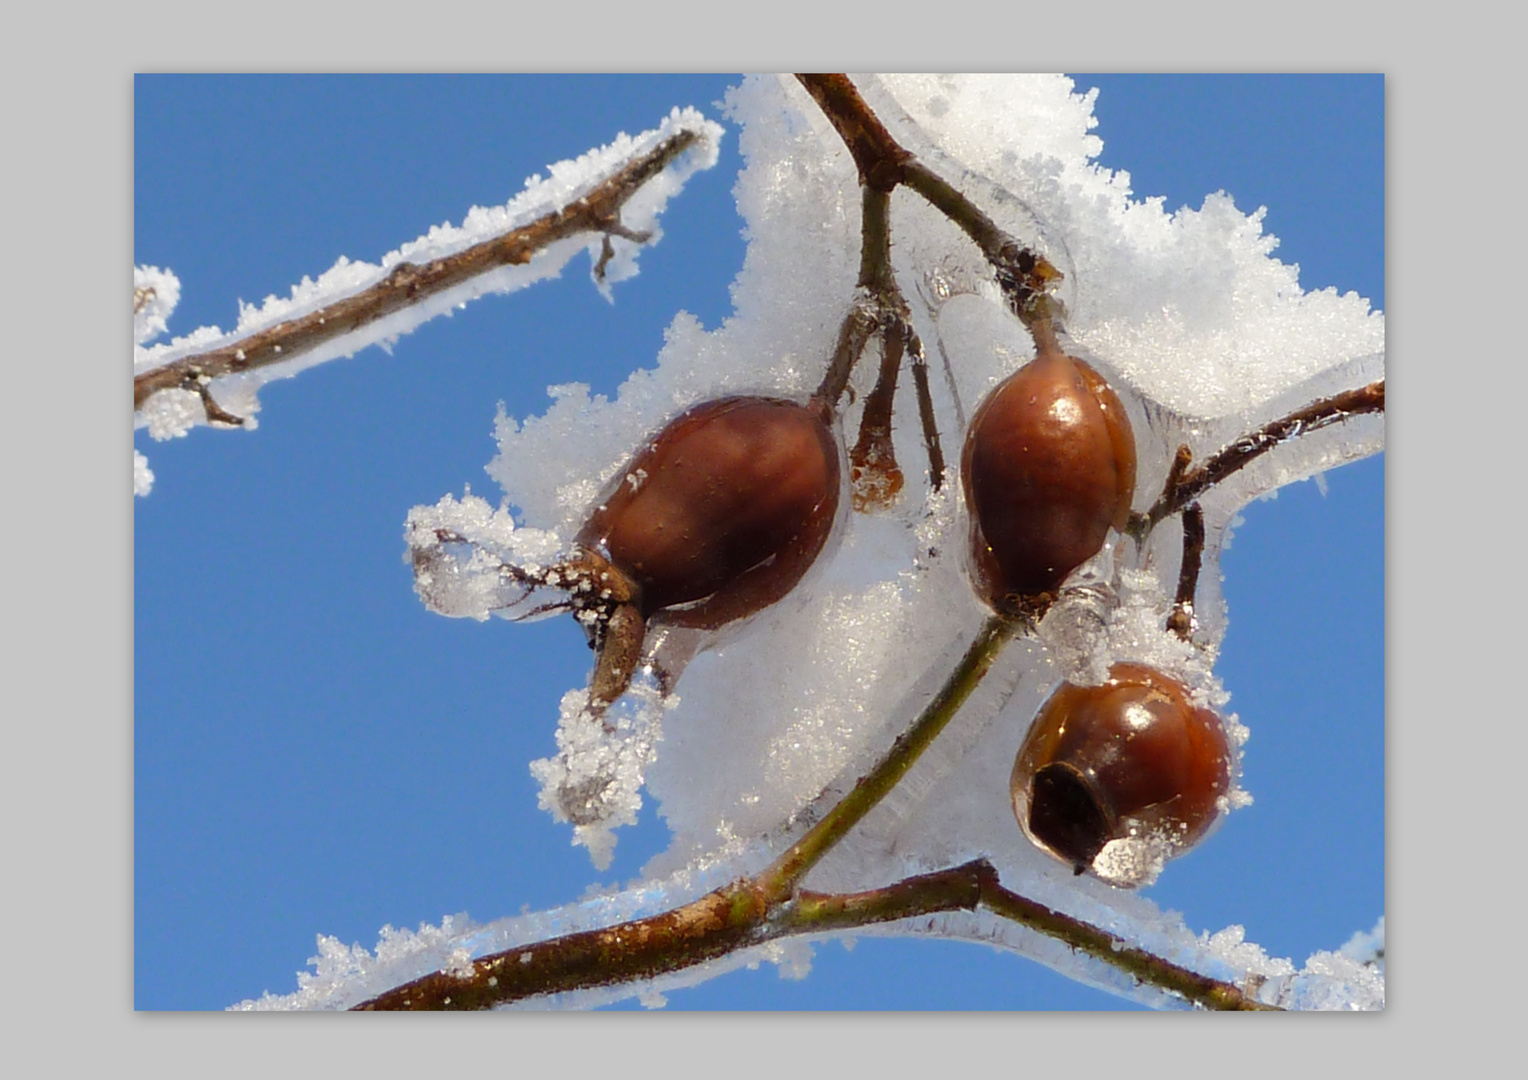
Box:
left=1167, top=502, right=1205, bottom=640
left=814, top=303, right=879, bottom=408
left=796, top=74, right=912, bottom=192
left=134, top=129, right=701, bottom=413
left=901, top=161, right=1064, bottom=331
left=1135, top=379, right=1386, bottom=536
left=813, top=184, right=907, bottom=410
left=191, top=380, right=245, bottom=427
left=978, top=876, right=1277, bottom=1011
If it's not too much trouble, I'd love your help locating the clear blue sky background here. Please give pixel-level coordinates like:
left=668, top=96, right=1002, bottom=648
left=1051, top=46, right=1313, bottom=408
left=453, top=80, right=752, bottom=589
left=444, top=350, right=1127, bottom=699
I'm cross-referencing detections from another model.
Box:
left=134, top=74, right=1383, bottom=1011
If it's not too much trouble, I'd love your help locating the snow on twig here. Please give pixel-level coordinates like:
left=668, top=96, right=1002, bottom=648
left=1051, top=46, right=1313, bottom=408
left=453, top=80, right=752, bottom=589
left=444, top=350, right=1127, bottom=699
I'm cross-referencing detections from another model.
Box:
left=133, top=108, right=725, bottom=484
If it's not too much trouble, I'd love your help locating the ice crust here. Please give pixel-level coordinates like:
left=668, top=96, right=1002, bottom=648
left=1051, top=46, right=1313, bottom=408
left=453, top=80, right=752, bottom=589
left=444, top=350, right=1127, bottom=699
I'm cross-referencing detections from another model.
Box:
left=254, top=75, right=1383, bottom=1011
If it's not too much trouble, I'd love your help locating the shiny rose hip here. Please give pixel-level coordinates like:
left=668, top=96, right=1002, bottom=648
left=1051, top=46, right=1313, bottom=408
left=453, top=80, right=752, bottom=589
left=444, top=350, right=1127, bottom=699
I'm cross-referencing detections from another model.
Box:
left=961, top=349, right=1136, bottom=613
left=1010, top=663, right=1233, bottom=887
left=574, top=395, right=841, bottom=708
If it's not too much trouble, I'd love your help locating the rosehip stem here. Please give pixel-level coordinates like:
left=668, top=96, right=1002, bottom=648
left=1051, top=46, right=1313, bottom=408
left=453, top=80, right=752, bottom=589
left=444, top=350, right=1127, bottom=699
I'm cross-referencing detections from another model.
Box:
left=849, top=311, right=906, bottom=511
left=908, top=330, right=947, bottom=491
left=757, top=613, right=1013, bottom=903
left=796, top=73, right=1064, bottom=337
left=134, top=128, right=702, bottom=417
left=899, top=160, right=1064, bottom=333
left=814, top=182, right=904, bottom=409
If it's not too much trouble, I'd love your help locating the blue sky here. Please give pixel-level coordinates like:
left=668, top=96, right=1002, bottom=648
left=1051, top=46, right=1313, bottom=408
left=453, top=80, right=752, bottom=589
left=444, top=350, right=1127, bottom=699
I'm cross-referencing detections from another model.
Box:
left=134, top=74, right=1382, bottom=1011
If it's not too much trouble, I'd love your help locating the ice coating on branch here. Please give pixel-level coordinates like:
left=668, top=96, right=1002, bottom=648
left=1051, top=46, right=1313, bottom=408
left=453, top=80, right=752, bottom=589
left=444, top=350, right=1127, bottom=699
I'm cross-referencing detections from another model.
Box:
left=364, top=74, right=1381, bottom=1010
left=133, top=108, right=724, bottom=450
left=1340, top=915, right=1385, bottom=968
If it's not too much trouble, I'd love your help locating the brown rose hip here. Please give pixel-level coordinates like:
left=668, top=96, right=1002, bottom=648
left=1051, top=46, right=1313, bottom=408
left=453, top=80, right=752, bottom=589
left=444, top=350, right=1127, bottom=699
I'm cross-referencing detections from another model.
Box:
left=573, top=395, right=842, bottom=709
left=962, top=349, right=1136, bottom=614
left=1010, top=662, right=1233, bottom=886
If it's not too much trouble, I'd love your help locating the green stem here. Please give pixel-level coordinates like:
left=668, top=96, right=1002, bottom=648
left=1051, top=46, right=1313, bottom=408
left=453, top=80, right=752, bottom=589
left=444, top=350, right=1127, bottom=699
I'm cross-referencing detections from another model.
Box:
left=758, top=614, right=1012, bottom=902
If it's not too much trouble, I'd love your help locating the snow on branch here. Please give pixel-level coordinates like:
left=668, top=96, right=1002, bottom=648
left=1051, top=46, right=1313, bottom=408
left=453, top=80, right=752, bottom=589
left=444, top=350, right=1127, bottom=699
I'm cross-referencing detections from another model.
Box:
left=132, top=108, right=724, bottom=482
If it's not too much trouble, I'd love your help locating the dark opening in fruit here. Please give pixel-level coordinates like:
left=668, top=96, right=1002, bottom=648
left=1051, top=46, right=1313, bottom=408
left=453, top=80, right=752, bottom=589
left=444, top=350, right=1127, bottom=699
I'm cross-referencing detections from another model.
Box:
left=1011, top=662, right=1233, bottom=887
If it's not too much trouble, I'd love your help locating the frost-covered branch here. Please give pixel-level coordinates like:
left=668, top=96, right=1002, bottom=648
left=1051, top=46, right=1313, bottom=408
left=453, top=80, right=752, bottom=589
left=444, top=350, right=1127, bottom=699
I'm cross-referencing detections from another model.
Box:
left=1135, top=378, right=1387, bottom=536
left=134, top=127, right=705, bottom=418
left=353, top=858, right=1272, bottom=1011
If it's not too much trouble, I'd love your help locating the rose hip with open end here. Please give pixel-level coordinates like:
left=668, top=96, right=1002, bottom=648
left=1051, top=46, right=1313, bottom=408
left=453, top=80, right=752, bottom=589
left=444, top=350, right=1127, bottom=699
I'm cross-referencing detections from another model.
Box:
left=1010, top=662, right=1234, bottom=887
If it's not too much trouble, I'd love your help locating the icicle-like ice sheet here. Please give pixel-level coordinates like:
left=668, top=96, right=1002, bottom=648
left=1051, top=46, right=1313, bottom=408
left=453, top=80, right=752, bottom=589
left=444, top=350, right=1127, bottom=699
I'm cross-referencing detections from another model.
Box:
left=366, top=74, right=1384, bottom=1010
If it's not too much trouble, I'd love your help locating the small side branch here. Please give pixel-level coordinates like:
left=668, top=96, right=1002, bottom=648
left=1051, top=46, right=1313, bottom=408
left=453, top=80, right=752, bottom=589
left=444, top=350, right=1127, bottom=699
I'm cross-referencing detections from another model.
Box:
left=1135, top=379, right=1386, bottom=537
left=1167, top=502, right=1205, bottom=641
left=134, top=129, right=701, bottom=414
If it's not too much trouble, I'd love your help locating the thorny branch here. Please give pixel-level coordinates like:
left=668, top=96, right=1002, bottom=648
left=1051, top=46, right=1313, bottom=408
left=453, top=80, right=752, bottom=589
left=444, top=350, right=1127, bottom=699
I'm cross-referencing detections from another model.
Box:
left=133, top=128, right=701, bottom=419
